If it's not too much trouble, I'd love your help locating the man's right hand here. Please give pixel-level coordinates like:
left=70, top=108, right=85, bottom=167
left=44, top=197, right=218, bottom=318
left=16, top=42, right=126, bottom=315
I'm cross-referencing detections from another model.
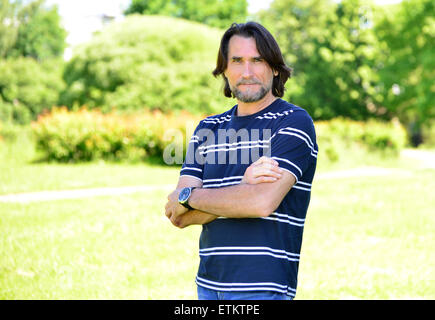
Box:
left=241, top=156, right=284, bottom=184
left=170, top=156, right=284, bottom=228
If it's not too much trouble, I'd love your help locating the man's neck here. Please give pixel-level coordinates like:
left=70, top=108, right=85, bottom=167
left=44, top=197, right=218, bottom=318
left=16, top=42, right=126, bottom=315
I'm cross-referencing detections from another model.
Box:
left=236, top=93, right=278, bottom=116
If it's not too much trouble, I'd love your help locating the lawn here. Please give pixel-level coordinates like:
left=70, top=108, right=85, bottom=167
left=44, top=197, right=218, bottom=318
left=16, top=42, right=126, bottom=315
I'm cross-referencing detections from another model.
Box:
left=298, top=168, right=434, bottom=299
left=0, top=136, right=434, bottom=299
left=0, top=191, right=201, bottom=299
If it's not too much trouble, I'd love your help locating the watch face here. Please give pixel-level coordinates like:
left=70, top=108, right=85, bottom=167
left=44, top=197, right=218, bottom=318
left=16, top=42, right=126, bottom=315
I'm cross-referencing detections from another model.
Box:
left=179, top=188, right=191, bottom=202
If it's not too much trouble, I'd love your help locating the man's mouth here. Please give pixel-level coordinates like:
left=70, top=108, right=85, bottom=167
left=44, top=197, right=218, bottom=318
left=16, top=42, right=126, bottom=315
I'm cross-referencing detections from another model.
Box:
left=237, top=82, right=261, bottom=87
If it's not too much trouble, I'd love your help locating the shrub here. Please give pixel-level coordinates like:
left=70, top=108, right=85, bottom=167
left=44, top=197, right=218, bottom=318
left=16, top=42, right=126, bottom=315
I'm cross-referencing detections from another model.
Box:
left=60, top=15, right=229, bottom=115
left=0, top=100, right=33, bottom=125
left=31, top=108, right=407, bottom=165
left=0, top=122, right=18, bottom=143
left=420, top=120, right=435, bottom=148
left=316, top=117, right=407, bottom=162
left=31, top=107, right=204, bottom=163
left=0, top=57, right=65, bottom=124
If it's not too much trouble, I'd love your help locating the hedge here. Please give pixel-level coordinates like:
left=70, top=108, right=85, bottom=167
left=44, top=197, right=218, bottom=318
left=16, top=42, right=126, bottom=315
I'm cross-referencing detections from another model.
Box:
left=316, top=117, right=407, bottom=162
left=31, top=107, right=203, bottom=163
left=30, top=108, right=407, bottom=164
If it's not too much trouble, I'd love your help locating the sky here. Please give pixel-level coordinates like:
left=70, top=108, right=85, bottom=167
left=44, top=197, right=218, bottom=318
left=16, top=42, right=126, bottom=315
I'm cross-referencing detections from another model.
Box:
left=44, top=0, right=403, bottom=53
left=45, top=0, right=276, bottom=47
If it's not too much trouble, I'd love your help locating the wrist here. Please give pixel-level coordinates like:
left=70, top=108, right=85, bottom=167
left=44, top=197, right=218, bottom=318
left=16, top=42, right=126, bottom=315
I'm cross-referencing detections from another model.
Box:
left=187, top=187, right=199, bottom=210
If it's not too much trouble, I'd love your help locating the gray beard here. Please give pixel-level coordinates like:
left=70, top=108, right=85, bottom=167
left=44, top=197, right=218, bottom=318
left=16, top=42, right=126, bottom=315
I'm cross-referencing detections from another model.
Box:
left=232, top=86, right=269, bottom=103
left=230, top=81, right=273, bottom=103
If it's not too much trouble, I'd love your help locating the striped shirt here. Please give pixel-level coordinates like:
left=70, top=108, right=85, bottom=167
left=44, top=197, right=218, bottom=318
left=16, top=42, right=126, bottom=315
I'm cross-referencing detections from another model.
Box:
left=180, top=98, right=318, bottom=299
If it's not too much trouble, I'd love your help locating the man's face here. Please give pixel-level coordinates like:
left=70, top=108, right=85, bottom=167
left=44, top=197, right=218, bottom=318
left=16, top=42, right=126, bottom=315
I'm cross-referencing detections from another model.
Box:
left=224, top=35, right=277, bottom=103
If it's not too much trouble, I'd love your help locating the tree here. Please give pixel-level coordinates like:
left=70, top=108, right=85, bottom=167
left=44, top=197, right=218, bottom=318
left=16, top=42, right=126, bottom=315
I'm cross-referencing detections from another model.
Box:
left=259, top=0, right=334, bottom=118
left=0, top=0, right=66, bottom=124
left=0, top=0, right=19, bottom=58
left=261, top=0, right=383, bottom=120
left=12, top=0, right=66, bottom=60
left=375, top=0, right=435, bottom=145
left=0, top=0, right=66, bottom=60
left=60, top=15, right=228, bottom=115
left=125, top=0, right=248, bottom=29
left=0, top=57, right=65, bottom=123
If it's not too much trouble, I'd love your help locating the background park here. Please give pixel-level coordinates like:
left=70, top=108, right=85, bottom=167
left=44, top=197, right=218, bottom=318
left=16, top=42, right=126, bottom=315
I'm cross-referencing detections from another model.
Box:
left=0, top=0, right=434, bottom=299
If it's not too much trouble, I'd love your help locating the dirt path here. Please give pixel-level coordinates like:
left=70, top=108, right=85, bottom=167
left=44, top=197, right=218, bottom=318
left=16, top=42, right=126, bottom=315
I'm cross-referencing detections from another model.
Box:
left=400, top=148, right=435, bottom=169
left=0, top=149, right=432, bottom=204
left=0, top=184, right=174, bottom=204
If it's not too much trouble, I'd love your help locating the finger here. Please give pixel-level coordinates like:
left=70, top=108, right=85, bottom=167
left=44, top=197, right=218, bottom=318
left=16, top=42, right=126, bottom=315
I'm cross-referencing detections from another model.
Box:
left=253, top=176, right=278, bottom=184
left=165, top=207, right=172, bottom=218
left=268, top=164, right=284, bottom=174
left=253, top=163, right=283, bottom=177
left=253, top=156, right=279, bottom=167
left=253, top=167, right=283, bottom=178
left=252, top=156, right=269, bottom=166
left=266, top=157, right=279, bottom=167
left=258, top=162, right=280, bottom=171
left=172, top=216, right=183, bottom=228
left=258, top=156, right=275, bottom=166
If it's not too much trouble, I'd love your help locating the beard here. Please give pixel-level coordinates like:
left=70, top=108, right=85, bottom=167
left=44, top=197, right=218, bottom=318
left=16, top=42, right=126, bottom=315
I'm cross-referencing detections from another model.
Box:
left=230, top=79, right=272, bottom=103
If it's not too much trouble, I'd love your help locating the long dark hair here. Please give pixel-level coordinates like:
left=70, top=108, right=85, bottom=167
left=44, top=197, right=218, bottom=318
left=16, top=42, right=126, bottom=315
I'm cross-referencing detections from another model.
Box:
left=213, top=22, right=292, bottom=98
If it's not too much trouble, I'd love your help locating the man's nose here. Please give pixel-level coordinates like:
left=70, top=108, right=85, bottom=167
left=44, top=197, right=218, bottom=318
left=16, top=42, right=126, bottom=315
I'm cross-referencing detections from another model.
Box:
left=241, top=62, right=254, bottom=78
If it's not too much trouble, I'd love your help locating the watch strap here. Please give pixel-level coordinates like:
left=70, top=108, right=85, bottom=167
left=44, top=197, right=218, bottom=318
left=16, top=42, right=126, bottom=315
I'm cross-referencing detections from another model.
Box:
left=180, top=187, right=196, bottom=210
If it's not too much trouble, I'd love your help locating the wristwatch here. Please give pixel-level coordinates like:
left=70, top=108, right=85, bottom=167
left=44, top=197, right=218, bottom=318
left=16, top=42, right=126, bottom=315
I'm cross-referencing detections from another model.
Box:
left=178, top=187, right=196, bottom=210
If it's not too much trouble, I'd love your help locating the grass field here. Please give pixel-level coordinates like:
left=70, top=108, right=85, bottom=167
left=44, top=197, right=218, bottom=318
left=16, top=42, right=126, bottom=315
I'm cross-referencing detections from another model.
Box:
left=1, top=135, right=434, bottom=299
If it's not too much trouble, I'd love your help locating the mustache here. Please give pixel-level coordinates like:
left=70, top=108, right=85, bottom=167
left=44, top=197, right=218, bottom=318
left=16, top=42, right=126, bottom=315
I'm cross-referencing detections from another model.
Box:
left=236, top=79, right=262, bottom=86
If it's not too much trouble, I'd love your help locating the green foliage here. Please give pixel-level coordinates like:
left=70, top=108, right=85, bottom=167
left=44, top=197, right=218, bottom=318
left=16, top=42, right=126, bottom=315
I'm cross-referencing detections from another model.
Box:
left=60, top=15, right=229, bottom=115
left=0, top=99, right=32, bottom=124
left=0, top=0, right=66, bottom=125
left=0, top=0, right=19, bottom=58
left=0, top=120, right=21, bottom=142
left=258, top=0, right=434, bottom=144
left=420, top=120, right=435, bottom=148
left=0, top=0, right=66, bottom=60
left=0, top=57, right=65, bottom=123
left=12, top=0, right=67, bottom=60
left=375, top=0, right=435, bottom=133
left=31, top=107, right=204, bottom=163
left=316, top=118, right=407, bottom=163
left=261, top=0, right=383, bottom=120
left=31, top=107, right=406, bottom=164
left=125, top=0, right=248, bottom=29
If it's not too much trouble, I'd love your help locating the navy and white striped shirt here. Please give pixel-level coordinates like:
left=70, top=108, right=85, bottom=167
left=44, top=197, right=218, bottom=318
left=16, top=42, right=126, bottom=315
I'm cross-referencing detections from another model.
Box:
left=180, top=98, right=318, bottom=299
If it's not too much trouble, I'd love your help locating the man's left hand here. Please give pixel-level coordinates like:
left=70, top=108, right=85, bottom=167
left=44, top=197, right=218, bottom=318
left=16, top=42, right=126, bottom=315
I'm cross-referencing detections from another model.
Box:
left=165, top=188, right=189, bottom=220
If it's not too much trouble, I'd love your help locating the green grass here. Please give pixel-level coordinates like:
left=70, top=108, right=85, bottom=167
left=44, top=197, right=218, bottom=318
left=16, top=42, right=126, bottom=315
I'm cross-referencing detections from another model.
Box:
left=0, top=130, right=181, bottom=194
left=1, top=130, right=434, bottom=299
left=298, top=169, right=435, bottom=299
left=0, top=192, right=201, bottom=299
left=1, top=169, right=433, bottom=299
left=0, top=162, right=180, bottom=195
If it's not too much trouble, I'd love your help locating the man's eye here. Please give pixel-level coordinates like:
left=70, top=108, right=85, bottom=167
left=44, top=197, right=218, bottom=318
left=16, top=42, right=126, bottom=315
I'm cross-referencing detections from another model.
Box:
left=254, top=58, right=263, bottom=62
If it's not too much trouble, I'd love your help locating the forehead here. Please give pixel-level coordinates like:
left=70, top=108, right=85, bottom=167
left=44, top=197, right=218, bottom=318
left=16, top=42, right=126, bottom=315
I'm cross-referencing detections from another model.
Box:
left=227, top=35, right=260, bottom=57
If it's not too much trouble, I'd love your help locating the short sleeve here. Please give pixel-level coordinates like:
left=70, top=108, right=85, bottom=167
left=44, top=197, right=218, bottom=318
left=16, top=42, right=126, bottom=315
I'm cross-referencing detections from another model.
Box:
left=180, top=122, right=204, bottom=182
left=270, top=111, right=318, bottom=182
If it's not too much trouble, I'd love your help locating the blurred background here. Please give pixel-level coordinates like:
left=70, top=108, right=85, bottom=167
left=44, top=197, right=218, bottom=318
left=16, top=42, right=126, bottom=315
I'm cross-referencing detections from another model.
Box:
left=0, top=0, right=434, bottom=299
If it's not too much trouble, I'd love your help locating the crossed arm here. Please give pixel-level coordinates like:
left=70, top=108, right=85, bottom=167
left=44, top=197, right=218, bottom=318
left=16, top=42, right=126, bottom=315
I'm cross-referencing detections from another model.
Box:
left=165, top=157, right=296, bottom=228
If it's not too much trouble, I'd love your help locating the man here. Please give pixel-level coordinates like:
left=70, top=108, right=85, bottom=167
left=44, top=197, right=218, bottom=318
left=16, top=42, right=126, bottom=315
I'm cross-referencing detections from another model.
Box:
left=165, top=22, right=318, bottom=300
